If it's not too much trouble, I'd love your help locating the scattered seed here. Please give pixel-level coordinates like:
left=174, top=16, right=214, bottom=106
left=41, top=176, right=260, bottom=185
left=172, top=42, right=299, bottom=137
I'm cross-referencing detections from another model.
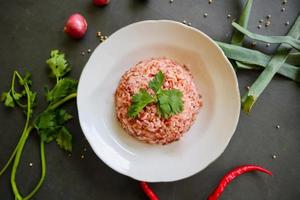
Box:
left=266, top=43, right=270, bottom=47
left=87, top=49, right=91, bottom=53
left=276, top=125, right=280, bottom=129
left=266, top=14, right=271, bottom=19
left=183, top=20, right=187, bottom=24
left=68, top=154, right=72, bottom=157
left=231, top=18, right=236, bottom=22
left=227, top=14, right=231, bottom=19
left=96, top=31, right=102, bottom=37
left=272, top=155, right=277, bottom=159
left=208, top=0, right=213, bottom=4
left=100, top=36, right=105, bottom=40
left=281, top=7, right=285, bottom=12
left=285, top=21, right=290, bottom=26
left=29, top=162, right=33, bottom=167
left=251, top=41, right=257, bottom=47
left=257, top=24, right=262, bottom=29
left=81, top=155, right=85, bottom=159
left=104, top=36, right=108, bottom=39
left=81, top=52, right=85, bottom=56
left=259, top=19, right=264, bottom=23
left=282, top=0, right=287, bottom=5
left=265, top=21, right=271, bottom=27
left=83, top=148, right=87, bottom=152
left=188, top=22, right=192, bottom=26
left=204, top=13, right=208, bottom=18
left=246, top=86, right=250, bottom=90
left=169, top=0, right=173, bottom=3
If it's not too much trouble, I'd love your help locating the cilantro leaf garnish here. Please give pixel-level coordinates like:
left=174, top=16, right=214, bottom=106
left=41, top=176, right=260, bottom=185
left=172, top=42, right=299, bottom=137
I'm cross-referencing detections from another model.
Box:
left=148, top=71, right=164, bottom=93
left=157, top=89, right=183, bottom=119
left=128, top=71, right=184, bottom=119
left=128, top=89, right=156, bottom=118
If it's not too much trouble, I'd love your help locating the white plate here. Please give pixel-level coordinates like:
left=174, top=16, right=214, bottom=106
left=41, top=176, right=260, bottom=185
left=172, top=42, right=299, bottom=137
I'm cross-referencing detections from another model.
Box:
left=77, top=20, right=240, bottom=182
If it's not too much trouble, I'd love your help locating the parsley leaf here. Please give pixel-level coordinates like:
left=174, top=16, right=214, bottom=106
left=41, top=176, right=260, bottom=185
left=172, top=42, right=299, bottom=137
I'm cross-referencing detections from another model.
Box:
left=19, top=71, right=32, bottom=86
left=46, top=78, right=77, bottom=104
left=128, top=89, right=155, bottom=118
left=56, top=127, right=72, bottom=152
left=1, top=92, right=15, bottom=107
left=127, top=71, right=184, bottom=119
left=157, top=89, right=183, bottom=119
left=34, top=109, right=73, bottom=152
left=46, top=50, right=71, bottom=80
left=148, top=71, right=164, bottom=93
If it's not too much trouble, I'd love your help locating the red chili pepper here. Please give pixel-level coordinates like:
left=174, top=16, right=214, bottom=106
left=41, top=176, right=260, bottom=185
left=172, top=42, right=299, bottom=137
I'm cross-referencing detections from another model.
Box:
left=208, top=165, right=273, bottom=200
left=139, top=181, right=159, bottom=200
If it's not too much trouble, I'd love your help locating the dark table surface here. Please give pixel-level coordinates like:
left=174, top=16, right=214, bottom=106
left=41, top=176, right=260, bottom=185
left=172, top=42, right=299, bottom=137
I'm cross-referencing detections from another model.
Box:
left=0, top=0, right=300, bottom=199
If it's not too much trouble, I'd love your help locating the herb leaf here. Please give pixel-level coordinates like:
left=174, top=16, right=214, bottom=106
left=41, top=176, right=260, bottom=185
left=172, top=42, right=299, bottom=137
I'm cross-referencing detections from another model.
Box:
left=46, top=50, right=71, bottom=80
left=56, top=127, right=72, bottom=152
left=127, top=71, right=184, bottom=119
left=34, top=109, right=73, bottom=151
left=128, top=89, right=155, bottom=118
left=149, top=71, right=164, bottom=93
left=46, top=78, right=77, bottom=104
left=1, top=92, right=15, bottom=107
left=157, top=89, right=183, bottom=119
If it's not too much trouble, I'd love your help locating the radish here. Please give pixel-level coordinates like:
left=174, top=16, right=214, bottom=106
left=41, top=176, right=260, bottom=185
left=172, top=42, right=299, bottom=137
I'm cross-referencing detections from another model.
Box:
left=93, top=0, right=110, bottom=6
left=64, top=13, right=88, bottom=39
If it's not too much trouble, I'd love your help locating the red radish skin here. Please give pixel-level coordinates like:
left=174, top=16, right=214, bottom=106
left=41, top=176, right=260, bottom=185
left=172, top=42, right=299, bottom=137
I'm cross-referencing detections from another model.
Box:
left=93, top=0, right=110, bottom=6
left=64, top=13, right=88, bottom=39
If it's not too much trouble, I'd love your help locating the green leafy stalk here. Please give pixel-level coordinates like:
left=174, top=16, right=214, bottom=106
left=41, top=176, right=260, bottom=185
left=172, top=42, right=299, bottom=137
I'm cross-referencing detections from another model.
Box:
left=217, top=41, right=300, bottom=82
left=232, top=22, right=300, bottom=50
left=0, top=50, right=77, bottom=200
left=242, top=16, right=300, bottom=113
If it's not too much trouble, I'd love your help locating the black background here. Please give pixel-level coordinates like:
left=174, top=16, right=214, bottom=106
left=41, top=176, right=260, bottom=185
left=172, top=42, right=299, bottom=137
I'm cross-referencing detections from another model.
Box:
left=0, top=0, right=300, bottom=199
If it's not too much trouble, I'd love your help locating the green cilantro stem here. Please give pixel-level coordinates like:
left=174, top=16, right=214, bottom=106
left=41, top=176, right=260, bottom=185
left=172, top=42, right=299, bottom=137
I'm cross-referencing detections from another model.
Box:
left=11, top=126, right=32, bottom=200
left=1, top=50, right=77, bottom=200
left=47, top=92, right=77, bottom=111
left=0, top=131, right=26, bottom=176
left=10, top=71, right=32, bottom=200
left=23, top=140, right=46, bottom=200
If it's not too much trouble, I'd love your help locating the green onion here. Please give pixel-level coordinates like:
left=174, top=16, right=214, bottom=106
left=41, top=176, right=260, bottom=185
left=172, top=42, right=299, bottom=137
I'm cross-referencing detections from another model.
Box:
left=232, top=22, right=300, bottom=50
left=217, top=42, right=300, bottom=82
left=286, top=52, right=300, bottom=66
left=231, top=0, right=253, bottom=45
left=242, top=16, right=300, bottom=113
left=231, top=0, right=253, bottom=70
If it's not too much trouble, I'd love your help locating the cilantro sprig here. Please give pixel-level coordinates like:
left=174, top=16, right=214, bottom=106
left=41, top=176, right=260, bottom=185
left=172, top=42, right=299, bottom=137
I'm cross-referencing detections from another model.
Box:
left=0, top=50, right=77, bottom=200
left=128, top=71, right=184, bottom=119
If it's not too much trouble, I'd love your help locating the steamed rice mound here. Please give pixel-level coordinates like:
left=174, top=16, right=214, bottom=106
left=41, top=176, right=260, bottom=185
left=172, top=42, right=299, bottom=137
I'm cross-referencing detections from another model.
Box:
left=115, top=58, right=202, bottom=145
